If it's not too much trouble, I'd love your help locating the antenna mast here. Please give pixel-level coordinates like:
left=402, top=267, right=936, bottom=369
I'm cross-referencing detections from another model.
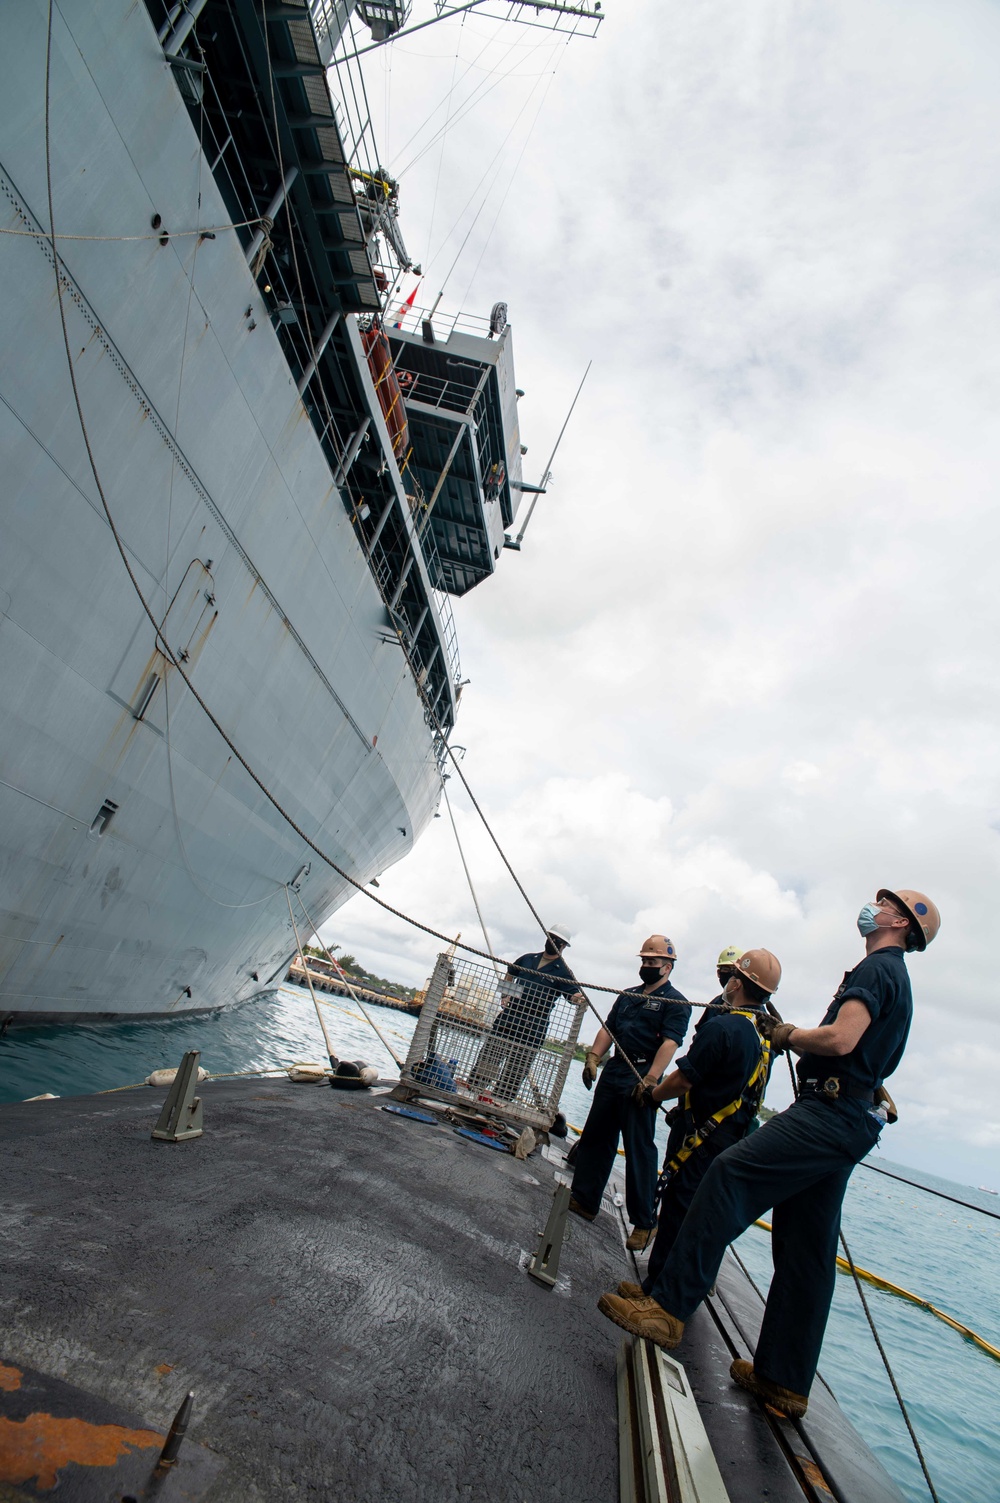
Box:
left=505, top=361, right=591, bottom=551
left=337, top=0, right=604, bottom=61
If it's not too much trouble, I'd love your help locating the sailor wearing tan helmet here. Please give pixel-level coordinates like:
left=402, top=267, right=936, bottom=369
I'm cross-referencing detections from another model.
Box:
left=569, top=936, right=691, bottom=1251
left=597, top=888, right=940, bottom=1423
left=621, top=947, right=780, bottom=1296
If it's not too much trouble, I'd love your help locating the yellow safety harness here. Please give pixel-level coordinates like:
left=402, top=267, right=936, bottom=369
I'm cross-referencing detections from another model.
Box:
left=657, top=1010, right=771, bottom=1194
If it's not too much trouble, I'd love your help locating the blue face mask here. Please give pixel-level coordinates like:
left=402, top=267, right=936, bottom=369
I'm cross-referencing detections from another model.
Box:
left=857, top=903, right=881, bottom=936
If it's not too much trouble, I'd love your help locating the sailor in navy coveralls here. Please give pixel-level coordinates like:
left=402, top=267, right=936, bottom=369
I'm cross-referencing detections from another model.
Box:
left=640, top=946, right=780, bottom=1289
left=570, top=936, right=690, bottom=1251
left=596, top=888, right=940, bottom=1419
left=469, top=923, right=584, bottom=1101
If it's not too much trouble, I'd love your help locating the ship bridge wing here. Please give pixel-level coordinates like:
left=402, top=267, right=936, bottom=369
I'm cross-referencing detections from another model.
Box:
left=389, top=318, right=524, bottom=597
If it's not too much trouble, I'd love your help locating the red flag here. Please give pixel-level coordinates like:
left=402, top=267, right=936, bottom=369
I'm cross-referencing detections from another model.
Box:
left=393, top=280, right=421, bottom=329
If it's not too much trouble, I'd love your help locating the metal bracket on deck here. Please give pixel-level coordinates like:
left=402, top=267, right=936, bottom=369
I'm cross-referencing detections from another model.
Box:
left=151, top=1051, right=204, bottom=1143
left=528, top=1182, right=571, bottom=1288
left=617, top=1336, right=732, bottom=1503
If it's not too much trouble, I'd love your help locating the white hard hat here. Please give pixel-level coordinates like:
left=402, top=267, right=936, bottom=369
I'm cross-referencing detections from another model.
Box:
left=546, top=922, right=572, bottom=946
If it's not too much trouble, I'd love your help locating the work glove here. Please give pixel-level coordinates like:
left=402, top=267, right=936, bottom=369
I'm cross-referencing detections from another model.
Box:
left=631, top=1072, right=658, bottom=1107
left=763, top=1022, right=797, bottom=1054
left=582, top=1050, right=600, bottom=1090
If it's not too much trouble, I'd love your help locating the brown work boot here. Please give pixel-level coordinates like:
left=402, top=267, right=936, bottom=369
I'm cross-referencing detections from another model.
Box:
left=730, top=1359, right=808, bottom=1419
left=625, top=1225, right=656, bottom=1252
left=569, top=1196, right=597, bottom=1222
left=617, top=1280, right=644, bottom=1298
left=596, top=1292, right=684, bottom=1349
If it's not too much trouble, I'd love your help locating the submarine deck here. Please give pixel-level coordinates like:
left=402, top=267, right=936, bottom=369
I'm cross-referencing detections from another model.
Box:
left=1, top=1078, right=905, bottom=1501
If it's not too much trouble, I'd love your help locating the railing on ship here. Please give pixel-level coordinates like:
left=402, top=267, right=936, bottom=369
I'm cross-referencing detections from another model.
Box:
left=370, top=532, right=462, bottom=690
left=310, top=0, right=407, bottom=308
left=392, top=303, right=496, bottom=342
left=154, top=0, right=461, bottom=746
left=306, top=0, right=461, bottom=741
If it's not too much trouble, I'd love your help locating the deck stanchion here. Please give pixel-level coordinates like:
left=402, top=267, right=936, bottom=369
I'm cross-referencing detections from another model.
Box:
left=151, top=1051, right=204, bottom=1142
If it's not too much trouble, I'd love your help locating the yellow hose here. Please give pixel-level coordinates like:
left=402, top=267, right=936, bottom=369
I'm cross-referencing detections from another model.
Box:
left=753, top=1220, right=1000, bottom=1363
left=568, top=1121, right=625, bottom=1157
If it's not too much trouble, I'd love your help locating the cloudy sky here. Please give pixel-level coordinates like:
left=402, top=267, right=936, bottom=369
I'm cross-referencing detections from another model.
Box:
left=323, top=0, right=1000, bottom=1184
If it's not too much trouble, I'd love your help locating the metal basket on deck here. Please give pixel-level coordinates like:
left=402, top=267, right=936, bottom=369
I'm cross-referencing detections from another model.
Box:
left=394, top=952, right=585, bottom=1131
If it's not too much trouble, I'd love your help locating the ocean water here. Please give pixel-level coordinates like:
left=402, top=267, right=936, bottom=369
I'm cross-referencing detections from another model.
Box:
left=2, top=985, right=998, bottom=1503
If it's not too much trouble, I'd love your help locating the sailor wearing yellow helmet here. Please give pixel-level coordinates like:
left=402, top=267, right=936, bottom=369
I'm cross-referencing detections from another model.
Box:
left=596, top=887, right=940, bottom=1423
left=691, top=944, right=745, bottom=1034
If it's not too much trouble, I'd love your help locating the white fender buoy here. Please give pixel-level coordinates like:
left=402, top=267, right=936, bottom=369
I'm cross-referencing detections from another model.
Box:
left=146, top=1065, right=208, bottom=1087
left=286, top=1062, right=331, bottom=1083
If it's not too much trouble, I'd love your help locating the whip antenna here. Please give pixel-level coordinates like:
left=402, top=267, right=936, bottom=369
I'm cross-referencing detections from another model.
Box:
left=505, top=361, right=591, bottom=550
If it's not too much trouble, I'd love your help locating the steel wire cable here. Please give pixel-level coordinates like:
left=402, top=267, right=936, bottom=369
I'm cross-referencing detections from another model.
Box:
left=391, top=19, right=491, bottom=168
left=456, top=42, right=564, bottom=307
left=442, top=782, right=503, bottom=973
left=285, top=885, right=339, bottom=1058
left=0, top=217, right=266, bottom=241
left=293, top=889, right=406, bottom=1068
left=856, top=1160, right=1000, bottom=1221
left=837, top=1232, right=941, bottom=1503
left=422, top=22, right=467, bottom=265
left=780, top=1050, right=941, bottom=1502
left=419, top=66, right=554, bottom=285
left=395, top=32, right=532, bottom=178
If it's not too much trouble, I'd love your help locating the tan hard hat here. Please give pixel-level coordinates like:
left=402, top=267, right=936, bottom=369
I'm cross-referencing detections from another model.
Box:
left=717, top=945, right=743, bottom=969
left=638, top=934, right=678, bottom=962
left=877, top=889, right=940, bottom=951
left=734, top=948, right=781, bottom=995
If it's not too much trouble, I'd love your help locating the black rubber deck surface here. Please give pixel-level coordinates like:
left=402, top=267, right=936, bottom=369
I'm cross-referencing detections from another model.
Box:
left=1, top=1079, right=906, bottom=1502
left=2, top=1079, right=625, bottom=1501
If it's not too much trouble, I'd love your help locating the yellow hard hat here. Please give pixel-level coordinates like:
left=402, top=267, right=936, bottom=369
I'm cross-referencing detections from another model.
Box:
left=716, top=945, right=743, bottom=969
left=734, top=948, right=781, bottom=995
left=877, top=889, right=940, bottom=952
left=638, top=935, right=678, bottom=962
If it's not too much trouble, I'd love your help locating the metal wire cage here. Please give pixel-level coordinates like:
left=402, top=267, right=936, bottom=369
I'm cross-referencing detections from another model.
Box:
left=395, top=952, right=586, bottom=1130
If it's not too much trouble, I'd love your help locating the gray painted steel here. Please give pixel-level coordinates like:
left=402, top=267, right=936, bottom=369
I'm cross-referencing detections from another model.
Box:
left=0, top=0, right=449, bottom=1017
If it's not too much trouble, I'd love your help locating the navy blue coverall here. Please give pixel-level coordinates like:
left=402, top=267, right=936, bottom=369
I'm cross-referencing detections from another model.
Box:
left=642, top=1007, right=771, bottom=1291
left=571, top=982, right=690, bottom=1230
left=647, top=947, right=912, bottom=1396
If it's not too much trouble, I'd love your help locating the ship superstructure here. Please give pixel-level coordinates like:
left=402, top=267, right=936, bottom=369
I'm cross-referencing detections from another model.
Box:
left=0, top=0, right=554, bottom=1018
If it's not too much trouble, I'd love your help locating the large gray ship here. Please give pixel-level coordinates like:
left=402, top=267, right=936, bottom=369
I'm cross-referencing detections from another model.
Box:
left=0, top=0, right=592, bottom=1020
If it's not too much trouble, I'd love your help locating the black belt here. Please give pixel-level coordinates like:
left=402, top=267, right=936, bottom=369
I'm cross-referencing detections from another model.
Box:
left=799, top=1077, right=874, bottom=1104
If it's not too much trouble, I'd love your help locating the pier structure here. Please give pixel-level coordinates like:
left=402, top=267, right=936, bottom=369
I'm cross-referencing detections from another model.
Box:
left=285, top=957, right=420, bottom=1014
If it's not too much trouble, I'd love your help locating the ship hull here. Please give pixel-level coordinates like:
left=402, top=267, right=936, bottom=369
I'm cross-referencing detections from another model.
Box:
left=0, top=0, right=441, bottom=1018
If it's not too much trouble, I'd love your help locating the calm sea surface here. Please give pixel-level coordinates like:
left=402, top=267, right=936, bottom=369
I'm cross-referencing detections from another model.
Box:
left=2, top=984, right=998, bottom=1503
